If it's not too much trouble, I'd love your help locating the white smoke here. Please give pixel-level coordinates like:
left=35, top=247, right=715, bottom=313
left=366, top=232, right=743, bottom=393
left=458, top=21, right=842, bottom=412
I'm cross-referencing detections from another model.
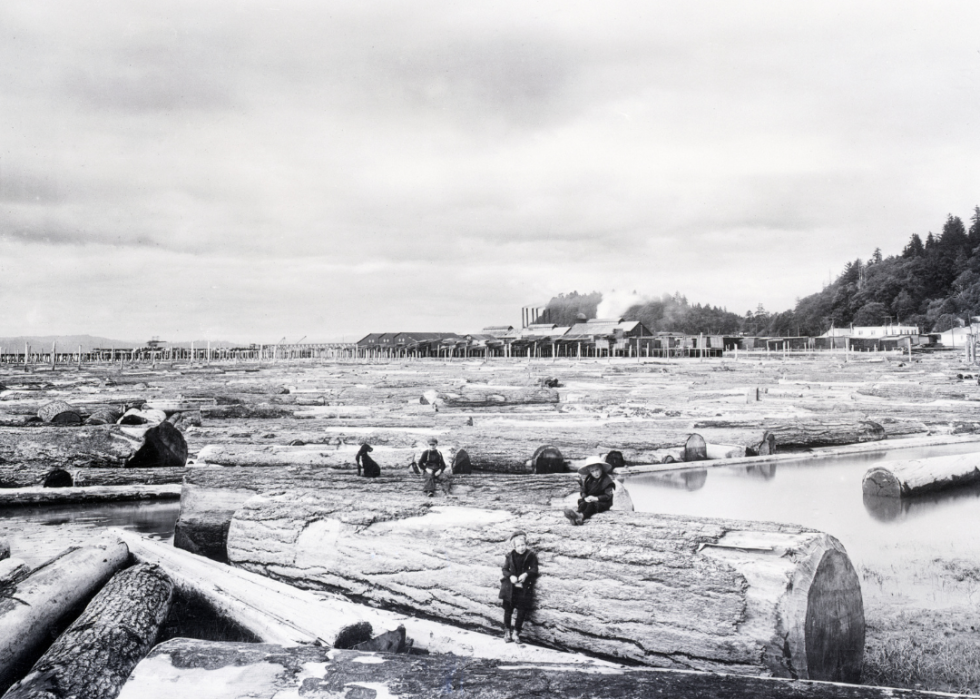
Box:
left=595, top=289, right=649, bottom=320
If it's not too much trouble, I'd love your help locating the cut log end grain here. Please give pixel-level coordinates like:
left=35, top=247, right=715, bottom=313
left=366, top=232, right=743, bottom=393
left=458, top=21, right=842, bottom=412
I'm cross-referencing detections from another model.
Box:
left=861, top=467, right=902, bottom=498
left=862, top=452, right=980, bottom=500
left=125, top=422, right=188, bottom=468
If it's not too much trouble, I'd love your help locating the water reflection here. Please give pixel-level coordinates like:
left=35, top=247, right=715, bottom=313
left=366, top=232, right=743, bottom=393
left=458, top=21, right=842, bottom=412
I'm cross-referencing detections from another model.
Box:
left=863, top=482, right=980, bottom=522
left=640, top=469, right=708, bottom=491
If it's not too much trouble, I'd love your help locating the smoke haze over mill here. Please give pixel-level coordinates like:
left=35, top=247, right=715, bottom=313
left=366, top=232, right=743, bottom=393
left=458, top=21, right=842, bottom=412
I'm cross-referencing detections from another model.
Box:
left=2, top=2, right=980, bottom=341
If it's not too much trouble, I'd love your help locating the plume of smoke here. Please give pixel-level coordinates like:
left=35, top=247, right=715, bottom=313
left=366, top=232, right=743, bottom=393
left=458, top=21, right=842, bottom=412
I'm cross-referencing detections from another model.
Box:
left=595, top=290, right=649, bottom=320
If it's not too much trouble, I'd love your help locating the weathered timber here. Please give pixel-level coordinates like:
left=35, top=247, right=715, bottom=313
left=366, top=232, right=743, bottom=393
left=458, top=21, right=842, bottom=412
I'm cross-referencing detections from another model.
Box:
left=37, top=401, right=82, bottom=425
left=0, top=539, right=130, bottom=694
left=120, top=639, right=967, bottom=699
left=84, top=406, right=123, bottom=426
left=693, top=418, right=889, bottom=449
left=422, top=387, right=560, bottom=407
left=119, top=531, right=612, bottom=666
left=173, top=469, right=584, bottom=561
left=0, top=540, right=7, bottom=561
left=4, top=563, right=174, bottom=699
left=200, top=404, right=296, bottom=419
left=0, top=560, right=30, bottom=588
left=0, top=424, right=187, bottom=469
left=0, top=466, right=187, bottom=489
left=0, top=485, right=181, bottom=507
left=227, top=492, right=866, bottom=681
left=862, top=452, right=980, bottom=498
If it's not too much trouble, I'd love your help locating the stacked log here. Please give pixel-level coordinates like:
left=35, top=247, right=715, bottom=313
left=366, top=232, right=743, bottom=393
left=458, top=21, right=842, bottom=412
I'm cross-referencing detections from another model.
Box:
left=117, top=639, right=963, bottom=699
left=3, top=564, right=174, bottom=699
left=0, top=539, right=130, bottom=693
left=226, top=491, right=865, bottom=681
left=0, top=424, right=187, bottom=470
left=862, top=452, right=980, bottom=498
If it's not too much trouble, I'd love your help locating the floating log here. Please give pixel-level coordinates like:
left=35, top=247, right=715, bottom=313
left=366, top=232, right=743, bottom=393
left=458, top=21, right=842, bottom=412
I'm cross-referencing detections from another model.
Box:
left=173, top=468, right=583, bottom=561
left=0, top=485, right=181, bottom=507
left=119, top=531, right=612, bottom=667
left=120, top=638, right=959, bottom=699
left=862, top=452, right=980, bottom=498
left=0, top=539, right=130, bottom=694
left=227, top=492, right=866, bottom=680
left=4, top=563, right=174, bottom=699
left=0, top=466, right=188, bottom=489
left=692, top=418, right=888, bottom=450
left=421, top=387, right=559, bottom=407
left=0, top=424, right=187, bottom=469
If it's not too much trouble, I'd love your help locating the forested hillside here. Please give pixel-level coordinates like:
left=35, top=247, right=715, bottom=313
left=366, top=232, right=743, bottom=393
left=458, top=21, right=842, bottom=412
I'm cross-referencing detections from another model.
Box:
left=541, top=207, right=980, bottom=336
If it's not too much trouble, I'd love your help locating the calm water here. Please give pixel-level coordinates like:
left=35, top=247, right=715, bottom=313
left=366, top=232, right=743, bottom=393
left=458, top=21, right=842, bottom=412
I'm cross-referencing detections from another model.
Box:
left=0, top=500, right=180, bottom=568
left=626, top=442, right=980, bottom=607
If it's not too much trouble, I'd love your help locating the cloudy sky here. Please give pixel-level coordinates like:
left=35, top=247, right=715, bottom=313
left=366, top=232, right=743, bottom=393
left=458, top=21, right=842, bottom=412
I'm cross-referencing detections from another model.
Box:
left=2, top=1, right=979, bottom=342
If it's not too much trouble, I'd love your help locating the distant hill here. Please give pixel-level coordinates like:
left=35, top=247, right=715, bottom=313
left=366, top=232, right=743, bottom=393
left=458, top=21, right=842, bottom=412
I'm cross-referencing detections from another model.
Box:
left=0, top=335, right=242, bottom=353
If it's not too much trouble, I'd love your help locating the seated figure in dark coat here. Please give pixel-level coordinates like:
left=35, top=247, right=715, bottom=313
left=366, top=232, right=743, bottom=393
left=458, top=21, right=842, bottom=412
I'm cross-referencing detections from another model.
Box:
left=564, top=455, right=615, bottom=525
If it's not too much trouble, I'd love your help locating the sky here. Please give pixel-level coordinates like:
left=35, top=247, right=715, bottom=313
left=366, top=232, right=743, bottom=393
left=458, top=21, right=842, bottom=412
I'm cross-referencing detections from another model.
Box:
left=2, top=1, right=980, bottom=343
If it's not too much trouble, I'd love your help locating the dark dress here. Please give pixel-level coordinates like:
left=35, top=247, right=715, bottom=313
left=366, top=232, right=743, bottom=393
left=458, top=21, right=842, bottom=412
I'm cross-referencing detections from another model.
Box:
left=577, top=473, right=615, bottom=520
left=498, top=549, right=539, bottom=634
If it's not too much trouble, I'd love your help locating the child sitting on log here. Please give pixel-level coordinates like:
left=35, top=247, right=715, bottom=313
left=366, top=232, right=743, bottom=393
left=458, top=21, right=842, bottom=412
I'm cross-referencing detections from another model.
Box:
left=499, top=531, right=538, bottom=643
left=355, top=443, right=381, bottom=478
left=564, top=456, right=616, bottom=525
left=414, top=437, right=449, bottom=496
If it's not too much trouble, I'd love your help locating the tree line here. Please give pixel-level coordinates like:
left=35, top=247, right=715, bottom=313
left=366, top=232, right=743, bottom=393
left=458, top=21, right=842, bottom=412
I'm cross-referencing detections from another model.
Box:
left=541, top=206, right=980, bottom=336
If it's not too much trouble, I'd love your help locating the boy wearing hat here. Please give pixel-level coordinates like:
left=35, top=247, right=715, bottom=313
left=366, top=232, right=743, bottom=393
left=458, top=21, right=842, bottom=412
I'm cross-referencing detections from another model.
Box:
left=416, top=437, right=448, bottom=496
left=499, top=531, right=538, bottom=643
left=564, top=455, right=616, bottom=525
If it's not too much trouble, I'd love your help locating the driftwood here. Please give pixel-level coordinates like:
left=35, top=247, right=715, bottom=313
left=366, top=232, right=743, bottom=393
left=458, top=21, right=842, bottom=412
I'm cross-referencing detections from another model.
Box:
left=119, top=639, right=963, bottom=699
left=0, top=539, right=130, bottom=694
left=862, top=452, right=980, bottom=498
left=227, top=492, right=866, bottom=680
left=119, top=531, right=611, bottom=666
left=4, top=564, right=174, bottom=699
left=0, top=424, right=187, bottom=469
left=173, top=469, right=584, bottom=561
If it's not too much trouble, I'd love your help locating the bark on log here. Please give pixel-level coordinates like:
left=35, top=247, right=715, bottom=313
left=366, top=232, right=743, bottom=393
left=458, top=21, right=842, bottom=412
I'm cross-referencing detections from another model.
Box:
left=0, top=560, right=30, bottom=588
left=84, top=407, right=123, bottom=426
left=37, top=401, right=81, bottom=425
left=200, top=404, right=296, bottom=419
left=3, top=563, right=174, bottom=699
left=422, top=387, right=560, bottom=407
left=0, top=466, right=187, bottom=489
left=173, top=469, right=584, bottom=562
left=862, top=453, right=980, bottom=498
left=0, top=539, right=130, bottom=694
left=227, top=492, right=866, bottom=681
left=118, top=531, right=611, bottom=667
left=692, top=419, right=888, bottom=450
left=0, top=485, right=181, bottom=507
left=120, top=639, right=960, bottom=699
left=0, top=424, right=187, bottom=469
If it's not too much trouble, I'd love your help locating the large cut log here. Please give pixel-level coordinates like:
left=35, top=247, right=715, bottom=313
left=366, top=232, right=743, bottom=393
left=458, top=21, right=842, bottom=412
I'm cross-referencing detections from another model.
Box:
left=37, top=401, right=82, bottom=425
left=3, top=563, right=174, bottom=699
left=0, top=424, right=187, bottom=469
left=173, top=468, right=585, bottom=561
left=862, top=452, right=980, bottom=498
left=118, top=531, right=611, bottom=667
left=0, top=538, right=130, bottom=694
left=0, top=485, right=181, bottom=507
left=0, top=466, right=188, bottom=489
left=692, top=418, right=889, bottom=449
left=422, top=387, right=560, bottom=407
left=227, top=492, right=866, bottom=681
left=119, top=639, right=963, bottom=699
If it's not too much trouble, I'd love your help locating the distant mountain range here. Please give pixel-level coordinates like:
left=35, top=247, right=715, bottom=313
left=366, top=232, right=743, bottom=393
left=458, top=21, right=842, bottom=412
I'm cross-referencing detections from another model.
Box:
left=0, top=335, right=240, bottom=353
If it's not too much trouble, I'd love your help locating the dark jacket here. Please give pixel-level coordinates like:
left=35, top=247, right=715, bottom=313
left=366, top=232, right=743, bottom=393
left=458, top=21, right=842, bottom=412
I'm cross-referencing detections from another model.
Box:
left=498, top=549, right=539, bottom=608
left=579, top=474, right=615, bottom=510
left=417, top=448, right=446, bottom=475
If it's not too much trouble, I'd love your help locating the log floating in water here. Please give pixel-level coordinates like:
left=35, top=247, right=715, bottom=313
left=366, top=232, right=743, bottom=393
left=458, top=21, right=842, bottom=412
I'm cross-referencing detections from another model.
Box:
left=119, top=639, right=956, bottom=699
left=0, top=485, right=181, bottom=507
left=0, top=539, right=130, bottom=694
left=119, top=531, right=611, bottom=666
left=227, top=492, right=866, bottom=681
left=692, top=418, right=891, bottom=449
left=0, top=424, right=187, bottom=469
left=3, top=563, right=174, bottom=699
left=421, top=387, right=559, bottom=407
left=173, top=468, right=584, bottom=561
left=862, top=452, right=980, bottom=498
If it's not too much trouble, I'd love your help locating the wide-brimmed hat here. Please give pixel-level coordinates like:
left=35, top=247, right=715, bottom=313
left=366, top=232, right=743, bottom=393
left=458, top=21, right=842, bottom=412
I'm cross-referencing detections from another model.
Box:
left=577, top=455, right=613, bottom=476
